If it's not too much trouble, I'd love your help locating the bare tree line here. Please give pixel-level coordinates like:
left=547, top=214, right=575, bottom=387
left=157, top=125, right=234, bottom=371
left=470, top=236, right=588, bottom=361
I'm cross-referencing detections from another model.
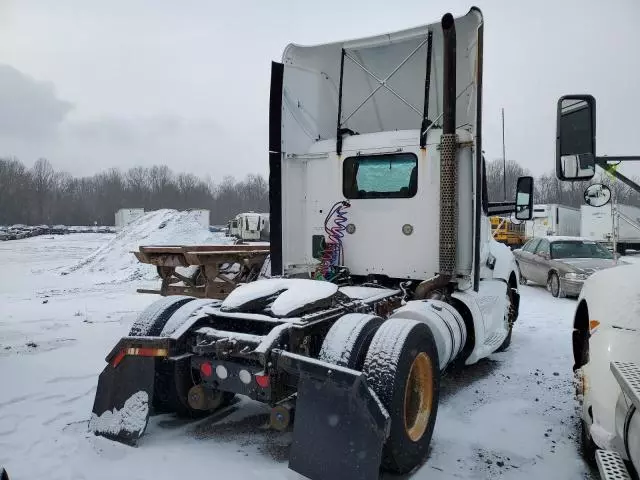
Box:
left=3, top=156, right=638, bottom=227
left=485, top=158, right=640, bottom=209
left=0, top=158, right=269, bottom=226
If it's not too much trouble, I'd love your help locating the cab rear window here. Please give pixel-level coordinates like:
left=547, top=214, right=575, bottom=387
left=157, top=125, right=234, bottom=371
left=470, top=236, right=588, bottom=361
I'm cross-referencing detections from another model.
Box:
left=342, top=153, right=417, bottom=199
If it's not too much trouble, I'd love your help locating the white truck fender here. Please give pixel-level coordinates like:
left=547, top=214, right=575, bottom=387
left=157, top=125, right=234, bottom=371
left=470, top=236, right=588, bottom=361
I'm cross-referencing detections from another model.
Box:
left=488, top=239, right=517, bottom=283
left=583, top=327, right=640, bottom=449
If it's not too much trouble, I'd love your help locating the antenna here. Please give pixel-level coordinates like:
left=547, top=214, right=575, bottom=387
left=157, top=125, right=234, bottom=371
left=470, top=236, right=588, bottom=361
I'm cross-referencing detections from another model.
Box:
left=502, top=107, right=506, bottom=201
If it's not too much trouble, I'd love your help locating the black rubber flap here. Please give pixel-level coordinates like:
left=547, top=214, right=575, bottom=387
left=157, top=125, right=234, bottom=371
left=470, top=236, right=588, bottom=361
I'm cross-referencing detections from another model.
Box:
left=89, top=356, right=155, bottom=445
left=288, top=356, right=389, bottom=480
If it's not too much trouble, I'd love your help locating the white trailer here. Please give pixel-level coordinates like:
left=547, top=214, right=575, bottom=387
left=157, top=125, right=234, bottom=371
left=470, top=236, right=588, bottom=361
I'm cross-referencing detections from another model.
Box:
left=525, top=204, right=580, bottom=238
left=259, top=213, right=270, bottom=241
left=580, top=204, right=640, bottom=253
left=227, top=212, right=269, bottom=242
left=114, top=208, right=145, bottom=230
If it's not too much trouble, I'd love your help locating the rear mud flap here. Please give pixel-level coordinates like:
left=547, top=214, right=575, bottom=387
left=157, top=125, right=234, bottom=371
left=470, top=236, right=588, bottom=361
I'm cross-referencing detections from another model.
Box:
left=89, top=356, right=155, bottom=445
left=275, top=351, right=390, bottom=480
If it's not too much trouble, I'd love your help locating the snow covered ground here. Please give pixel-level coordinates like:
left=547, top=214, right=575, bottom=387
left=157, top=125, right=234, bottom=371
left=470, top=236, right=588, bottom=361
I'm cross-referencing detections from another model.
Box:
left=0, top=234, right=599, bottom=480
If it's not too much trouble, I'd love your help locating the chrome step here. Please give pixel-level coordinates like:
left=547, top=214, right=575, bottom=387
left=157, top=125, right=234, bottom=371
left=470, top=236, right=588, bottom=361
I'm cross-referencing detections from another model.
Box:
left=611, top=361, right=640, bottom=410
left=596, top=450, right=632, bottom=480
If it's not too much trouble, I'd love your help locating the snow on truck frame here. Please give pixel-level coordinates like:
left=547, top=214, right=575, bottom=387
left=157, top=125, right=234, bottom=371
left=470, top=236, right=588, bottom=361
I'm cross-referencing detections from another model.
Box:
left=90, top=8, right=534, bottom=480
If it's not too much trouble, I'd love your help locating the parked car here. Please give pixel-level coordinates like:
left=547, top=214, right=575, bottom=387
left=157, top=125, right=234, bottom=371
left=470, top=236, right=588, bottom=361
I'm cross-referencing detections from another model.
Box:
left=513, top=236, right=627, bottom=297
left=50, top=225, right=68, bottom=235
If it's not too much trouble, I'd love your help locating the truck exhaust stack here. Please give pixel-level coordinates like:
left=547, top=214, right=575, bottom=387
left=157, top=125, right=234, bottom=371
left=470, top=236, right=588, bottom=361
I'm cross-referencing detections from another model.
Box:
left=439, top=12, right=458, bottom=278
left=415, top=12, right=458, bottom=298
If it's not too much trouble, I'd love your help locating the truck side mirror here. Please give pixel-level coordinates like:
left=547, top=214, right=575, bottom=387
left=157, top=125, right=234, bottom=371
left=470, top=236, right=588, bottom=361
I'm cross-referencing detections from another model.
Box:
left=556, top=95, right=596, bottom=181
left=514, top=176, right=534, bottom=221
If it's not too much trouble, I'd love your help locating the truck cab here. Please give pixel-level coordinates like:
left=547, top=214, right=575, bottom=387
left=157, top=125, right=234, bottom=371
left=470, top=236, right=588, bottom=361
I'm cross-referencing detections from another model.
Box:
left=555, top=94, right=640, bottom=478
left=269, top=8, right=533, bottom=364
left=90, top=10, right=534, bottom=480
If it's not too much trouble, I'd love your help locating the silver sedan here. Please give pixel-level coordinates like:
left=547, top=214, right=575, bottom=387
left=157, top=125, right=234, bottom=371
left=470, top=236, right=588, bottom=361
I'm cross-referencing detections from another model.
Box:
left=513, top=236, right=626, bottom=297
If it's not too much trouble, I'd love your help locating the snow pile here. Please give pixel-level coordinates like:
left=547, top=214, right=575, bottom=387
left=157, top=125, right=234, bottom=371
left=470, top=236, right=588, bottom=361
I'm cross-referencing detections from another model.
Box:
left=88, top=391, right=149, bottom=438
left=61, top=209, right=231, bottom=282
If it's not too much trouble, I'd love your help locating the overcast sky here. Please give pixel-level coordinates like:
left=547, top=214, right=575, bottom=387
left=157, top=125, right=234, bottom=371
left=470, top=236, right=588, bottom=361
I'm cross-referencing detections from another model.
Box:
left=1, top=0, right=639, bottom=182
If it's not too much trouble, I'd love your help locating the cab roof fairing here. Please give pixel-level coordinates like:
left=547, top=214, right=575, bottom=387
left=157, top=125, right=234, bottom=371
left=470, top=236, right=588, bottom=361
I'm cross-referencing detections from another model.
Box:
left=278, top=7, right=483, bottom=158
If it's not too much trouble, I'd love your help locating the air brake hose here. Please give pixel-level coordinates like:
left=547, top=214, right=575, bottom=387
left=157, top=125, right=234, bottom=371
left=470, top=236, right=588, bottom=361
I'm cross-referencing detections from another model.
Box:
left=316, top=201, right=350, bottom=280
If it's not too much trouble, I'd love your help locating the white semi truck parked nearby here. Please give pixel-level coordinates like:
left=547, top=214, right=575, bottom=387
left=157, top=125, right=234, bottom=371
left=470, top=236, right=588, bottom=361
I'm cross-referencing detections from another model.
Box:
left=556, top=94, right=640, bottom=479
left=581, top=203, right=640, bottom=254
left=88, top=9, right=534, bottom=480
left=526, top=203, right=580, bottom=238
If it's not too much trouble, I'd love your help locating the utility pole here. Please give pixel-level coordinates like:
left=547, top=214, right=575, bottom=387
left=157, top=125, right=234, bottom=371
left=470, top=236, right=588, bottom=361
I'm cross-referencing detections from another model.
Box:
left=502, top=108, right=506, bottom=201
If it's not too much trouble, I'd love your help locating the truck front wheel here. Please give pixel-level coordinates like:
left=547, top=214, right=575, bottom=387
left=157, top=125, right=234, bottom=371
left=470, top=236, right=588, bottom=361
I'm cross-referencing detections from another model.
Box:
left=581, top=419, right=597, bottom=466
left=496, top=287, right=516, bottom=352
left=363, top=319, right=440, bottom=474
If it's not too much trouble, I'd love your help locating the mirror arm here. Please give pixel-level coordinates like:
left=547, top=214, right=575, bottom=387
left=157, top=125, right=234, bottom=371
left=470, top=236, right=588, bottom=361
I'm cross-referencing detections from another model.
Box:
left=595, top=158, right=640, bottom=194
left=596, top=155, right=640, bottom=162
left=488, top=201, right=515, bottom=208
left=487, top=205, right=516, bottom=215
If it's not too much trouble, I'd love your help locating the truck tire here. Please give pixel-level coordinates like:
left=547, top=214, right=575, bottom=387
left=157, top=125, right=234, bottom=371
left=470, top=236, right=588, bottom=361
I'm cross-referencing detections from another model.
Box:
left=581, top=420, right=597, bottom=466
left=318, top=313, right=383, bottom=369
left=157, top=299, right=235, bottom=416
left=129, top=295, right=195, bottom=336
left=128, top=296, right=232, bottom=416
left=362, top=318, right=440, bottom=474
left=496, top=288, right=516, bottom=352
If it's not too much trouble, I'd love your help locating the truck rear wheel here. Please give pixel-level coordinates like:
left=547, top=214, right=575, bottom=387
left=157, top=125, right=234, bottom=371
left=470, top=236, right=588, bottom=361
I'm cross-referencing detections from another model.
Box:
left=129, top=296, right=233, bottom=416
left=154, top=357, right=234, bottom=417
left=318, top=313, right=383, bottom=369
left=129, top=295, right=195, bottom=336
left=362, top=318, right=440, bottom=474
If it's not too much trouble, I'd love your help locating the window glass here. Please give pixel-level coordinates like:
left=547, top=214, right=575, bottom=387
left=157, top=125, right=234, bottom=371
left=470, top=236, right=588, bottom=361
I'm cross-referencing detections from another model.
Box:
left=343, top=153, right=418, bottom=199
left=536, top=239, right=550, bottom=255
left=523, top=238, right=541, bottom=253
left=550, top=240, right=613, bottom=259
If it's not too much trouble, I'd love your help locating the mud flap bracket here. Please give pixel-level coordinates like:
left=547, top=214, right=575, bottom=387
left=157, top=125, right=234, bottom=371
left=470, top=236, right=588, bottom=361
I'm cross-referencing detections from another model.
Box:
left=274, top=350, right=390, bottom=480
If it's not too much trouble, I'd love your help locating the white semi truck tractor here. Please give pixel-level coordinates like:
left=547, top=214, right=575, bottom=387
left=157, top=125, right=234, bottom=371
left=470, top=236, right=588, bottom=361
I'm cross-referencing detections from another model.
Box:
left=556, top=95, right=640, bottom=478
left=89, top=8, right=534, bottom=480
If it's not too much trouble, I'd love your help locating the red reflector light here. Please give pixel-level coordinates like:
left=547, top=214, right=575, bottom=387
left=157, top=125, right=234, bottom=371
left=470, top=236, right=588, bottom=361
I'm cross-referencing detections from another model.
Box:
left=200, top=362, right=213, bottom=377
left=255, top=374, right=270, bottom=388
left=111, top=349, right=126, bottom=368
